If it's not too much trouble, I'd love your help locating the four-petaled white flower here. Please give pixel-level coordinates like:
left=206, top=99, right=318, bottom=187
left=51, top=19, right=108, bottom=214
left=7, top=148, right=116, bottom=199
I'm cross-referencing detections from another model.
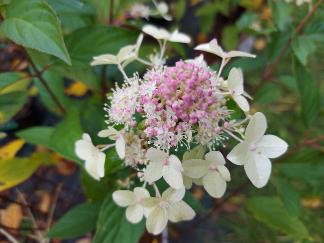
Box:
left=142, top=187, right=195, bottom=235
left=142, top=25, right=191, bottom=43
left=144, top=148, right=184, bottom=189
left=227, top=112, right=288, bottom=188
left=195, top=39, right=256, bottom=59
left=91, top=34, right=143, bottom=67
left=152, top=0, right=172, bottom=21
left=227, top=67, right=250, bottom=112
left=183, top=151, right=231, bottom=198
left=75, top=133, right=106, bottom=181
left=113, top=187, right=150, bottom=223
left=98, top=127, right=126, bottom=159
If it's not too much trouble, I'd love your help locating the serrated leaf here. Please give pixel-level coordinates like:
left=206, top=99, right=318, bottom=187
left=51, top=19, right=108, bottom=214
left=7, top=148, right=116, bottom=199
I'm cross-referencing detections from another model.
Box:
left=293, top=59, right=320, bottom=126
left=246, top=196, right=309, bottom=240
left=0, top=0, right=71, bottom=64
left=93, top=194, right=145, bottom=243
left=0, top=91, right=27, bottom=124
left=292, top=36, right=316, bottom=65
left=50, top=111, right=83, bottom=163
left=272, top=177, right=300, bottom=216
left=47, top=202, right=101, bottom=239
left=0, top=153, right=43, bottom=191
left=16, top=126, right=54, bottom=147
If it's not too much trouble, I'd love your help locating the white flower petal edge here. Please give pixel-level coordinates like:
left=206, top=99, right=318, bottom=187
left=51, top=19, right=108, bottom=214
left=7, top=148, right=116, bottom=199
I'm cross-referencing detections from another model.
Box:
left=144, top=148, right=184, bottom=189
left=195, top=39, right=256, bottom=59
left=143, top=187, right=195, bottom=235
left=113, top=187, right=150, bottom=224
left=75, top=133, right=106, bottom=180
left=226, top=112, right=288, bottom=188
left=98, top=127, right=126, bottom=159
left=227, top=67, right=250, bottom=112
left=142, top=24, right=191, bottom=43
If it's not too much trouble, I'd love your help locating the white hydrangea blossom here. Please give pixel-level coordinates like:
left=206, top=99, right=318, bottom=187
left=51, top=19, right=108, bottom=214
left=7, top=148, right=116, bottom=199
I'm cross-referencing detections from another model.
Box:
left=75, top=25, right=288, bottom=235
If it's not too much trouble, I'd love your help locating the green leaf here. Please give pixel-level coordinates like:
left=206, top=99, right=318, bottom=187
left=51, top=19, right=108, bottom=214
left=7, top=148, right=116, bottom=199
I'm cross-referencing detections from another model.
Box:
left=80, top=169, right=108, bottom=202
left=0, top=153, right=43, bottom=191
left=50, top=111, right=83, bottom=163
left=246, top=196, right=309, bottom=240
left=0, top=91, right=27, bottom=124
left=16, top=126, right=54, bottom=147
left=0, top=0, right=71, bottom=64
left=293, top=59, right=320, bottom=125
left=47, top=0, right=95, bottom=15
left=94, top=194, right=145, bottom=243
left=292, top=36, right=316, bottom=65
left=269, top=0, right=291, bottom=31
left=272, top=177, right=300, bottom=216
left=47, top=202, right=101, bottom=239
left=254, top=83, right=282, bottom=104
left=65, top=25, right=137, bottom=64
left=222, top=25, right=239, bottom=51
left=0, top=72, right=26, bottom=90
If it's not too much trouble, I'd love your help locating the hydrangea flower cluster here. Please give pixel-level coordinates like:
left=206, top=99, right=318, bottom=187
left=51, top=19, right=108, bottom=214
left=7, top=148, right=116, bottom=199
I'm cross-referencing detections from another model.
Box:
left=75, top=23, right=288, bottom=235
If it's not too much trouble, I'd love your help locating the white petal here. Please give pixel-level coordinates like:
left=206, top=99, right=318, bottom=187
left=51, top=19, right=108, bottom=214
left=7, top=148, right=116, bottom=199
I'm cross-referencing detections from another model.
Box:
left=134, top=187, right=150, bottom=201
left=96, top=151, right=106, bottom=178
left=144, top=160, right=163, bottom=183
left=194, top=43, right=212, bottom=53
left=169, top=30, right=191, bottom=43
left=233, top=95, right=250, bottom=112
left=75, top=140, right=92, bottom=161
left=142, top=24, right=170, bottom=40
left=205, top=151, right=226, bottom=165
left=112, top=190, right=136, bottom=207
left=162, top=164, right=184, bottom=189
left=183, top=159, right=209, bottom=178
left=216, top=165, right=231, bottom=182
left=209, top=39, right=225, bottom=57
left=167, top=201, right=195, bottom=223
left=257, top=135, right=288, bottom=159
left=245, top=112, right=267, bottom=143
left=244, top=153, right=272, bottom=188
left=146, top=207, right=168, bottom=235
left=168, top=154, right=183, bottom=172
left=85, top=158, right=100, bottom=180
left=135, top=34, right=144, bottom=54
left=226, top=50, right=256, bottom=59
left=183, top=175, right=193, bottom=189
left=228, top=68, right=244, bottom=95
left=141, top=197, right=161, bottom=208
left=117, top=45, right=136, bottom=62
left=226, top=142, right=250, bottom=165
left=115, top=136, right=126, bottom=159
left=82, top=133, right=92, bottom=142
left=97, top=127, right=118, bottom=138
left=162, top=187, right=185, bottom=203
left=146, top=148, right=168, bottom=163
left=90, top=54, right=118, bottom=65
left=203, top=171, right=227, bottom=198
left=126, top=204, right=144, bottom=224
left=192, top=178, right=203, bottom=186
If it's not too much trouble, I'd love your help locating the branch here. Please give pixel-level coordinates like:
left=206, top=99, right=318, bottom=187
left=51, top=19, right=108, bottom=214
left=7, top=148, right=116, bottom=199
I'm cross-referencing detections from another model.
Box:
left=27, top=55, right=67, bottom=115
left=254, top=0, right=323, bottom=92
left=0, top=228, right=19, bottom=243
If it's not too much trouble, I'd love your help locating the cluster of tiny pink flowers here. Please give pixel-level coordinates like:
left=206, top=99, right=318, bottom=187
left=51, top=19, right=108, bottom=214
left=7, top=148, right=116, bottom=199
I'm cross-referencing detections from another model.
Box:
left=137, top=60, right=231, bottom=150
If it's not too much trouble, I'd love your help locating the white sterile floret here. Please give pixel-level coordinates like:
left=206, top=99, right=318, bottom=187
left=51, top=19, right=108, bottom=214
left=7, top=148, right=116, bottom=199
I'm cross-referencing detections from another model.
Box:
left=91, top=34, right=143, bottom=67
left=75, top=133, right=106, bottom=180
left=142, top=25, right=191, bottom=43
left=142, top=187, right=195, bottom=235
left=129, top=4, right=151, bottom=19
left=144, top=148, right=184, bottom=189
left=113, top=187, right=150, bottom=223
left=183, top=151, right=231, bottom=198
left=195, top=39, right=256, bottom=59
left=152, top=0, right=172, bottom=21
left=98, top=127, right=126, bottom=159
left=227, top=112, right=288, bottom=188
left=227, top=67, right=250, bottom=112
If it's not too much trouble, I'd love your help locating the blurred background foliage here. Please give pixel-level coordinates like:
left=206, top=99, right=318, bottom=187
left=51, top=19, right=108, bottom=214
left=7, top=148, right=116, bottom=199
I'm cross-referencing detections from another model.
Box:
left=0, top=0, right=323, bottom=242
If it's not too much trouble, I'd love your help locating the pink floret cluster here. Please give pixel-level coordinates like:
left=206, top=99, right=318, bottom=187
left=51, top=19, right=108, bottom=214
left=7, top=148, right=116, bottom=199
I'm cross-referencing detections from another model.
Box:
left=137, top=60, right=229, bottom=150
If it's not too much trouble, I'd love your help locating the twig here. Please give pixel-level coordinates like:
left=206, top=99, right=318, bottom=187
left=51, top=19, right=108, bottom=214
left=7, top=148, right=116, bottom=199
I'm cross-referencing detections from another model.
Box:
left=26, top=55, right=67, bottom=115
left=109, top=0, right=114, bottom=25
left=253, top=0, right=323, bottom=92
left=0, top=228, right=19, bottom=243
left=46, top=183, right=63, bottom=232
